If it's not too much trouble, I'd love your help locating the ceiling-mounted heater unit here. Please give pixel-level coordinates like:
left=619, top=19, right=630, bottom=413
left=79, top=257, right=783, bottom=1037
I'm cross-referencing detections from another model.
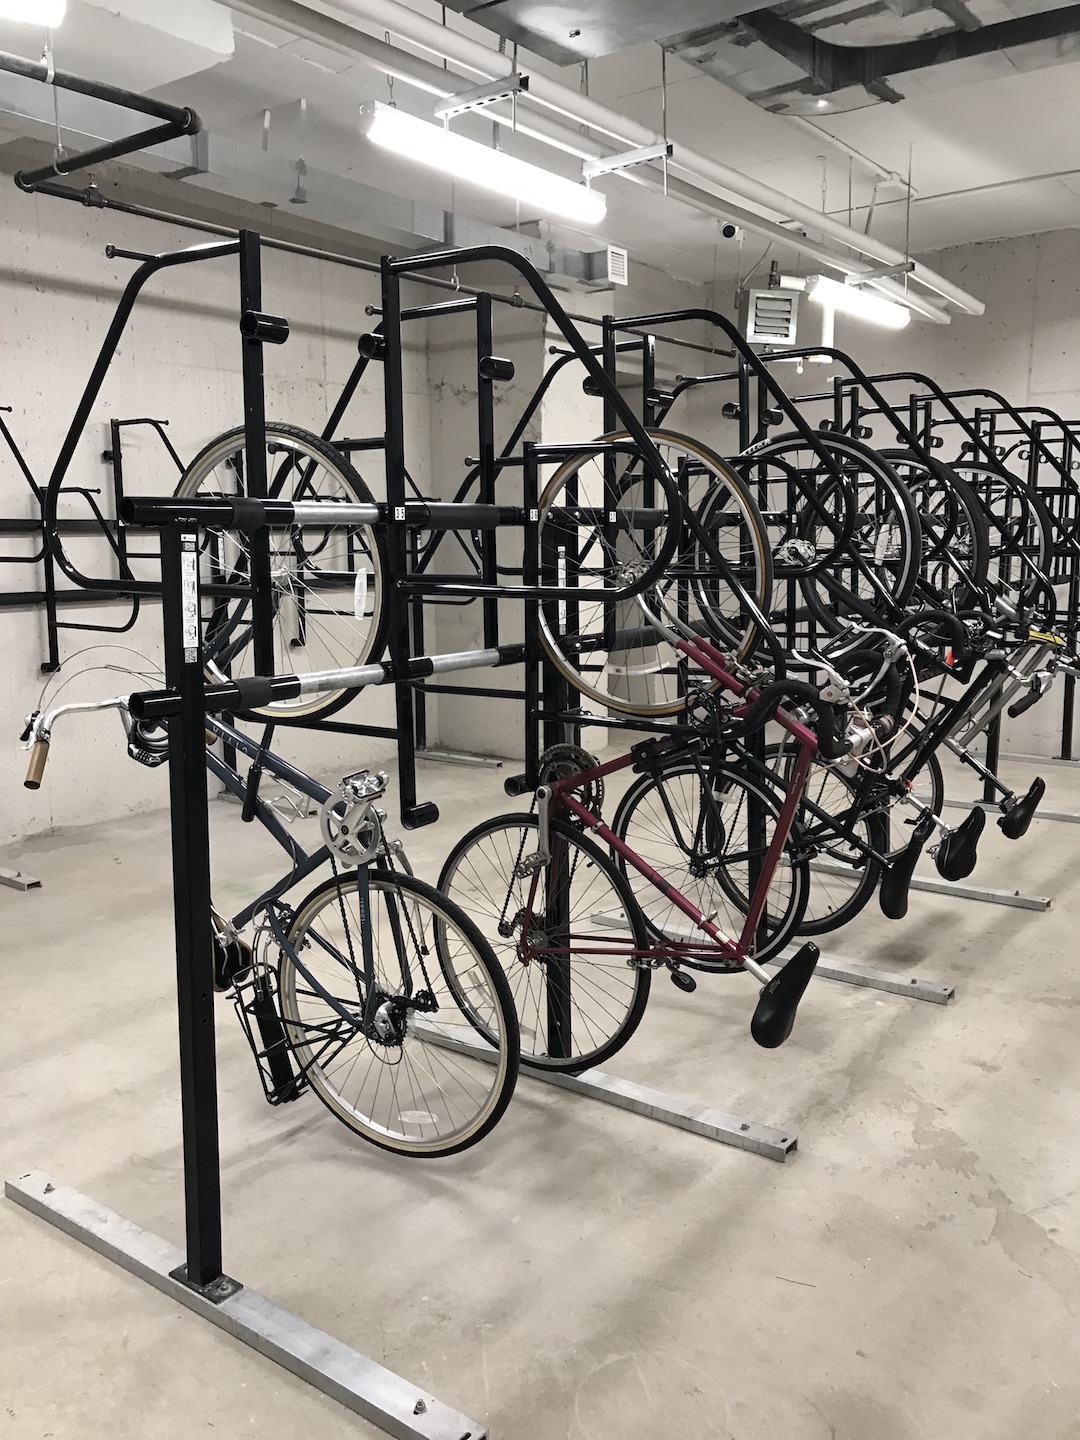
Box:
left=742, top=288, right=799, bottom=346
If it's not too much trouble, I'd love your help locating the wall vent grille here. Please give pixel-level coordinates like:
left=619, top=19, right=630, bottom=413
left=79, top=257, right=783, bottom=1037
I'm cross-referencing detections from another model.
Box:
left=607, top=245, right=629, bottom=286
left=744, top=288, right=798, bottom=344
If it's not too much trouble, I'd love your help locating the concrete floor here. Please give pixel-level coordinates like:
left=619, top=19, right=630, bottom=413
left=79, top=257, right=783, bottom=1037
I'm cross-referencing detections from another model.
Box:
left=3, top=750, right=1080, bottom=1440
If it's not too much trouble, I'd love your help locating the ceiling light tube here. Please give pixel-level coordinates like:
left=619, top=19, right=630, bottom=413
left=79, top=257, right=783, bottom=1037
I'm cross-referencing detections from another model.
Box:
left=807, top=274, right=911, bottom=330
left=0, top=0, right=66, bottom=21
left=362, top=101, right=606, bottom=226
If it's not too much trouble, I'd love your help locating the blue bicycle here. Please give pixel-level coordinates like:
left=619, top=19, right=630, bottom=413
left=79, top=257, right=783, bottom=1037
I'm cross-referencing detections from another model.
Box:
left=23, top=684, right=519, bottom=1158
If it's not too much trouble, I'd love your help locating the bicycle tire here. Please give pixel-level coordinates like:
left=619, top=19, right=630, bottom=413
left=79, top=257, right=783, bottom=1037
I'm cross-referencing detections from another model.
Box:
left=740, top=431, right=922, bottom=640
left=880, top=450, right=991, bottom=611
left=438, top=813, right=651, bottom=1073
left=277, top=868, right=518, bottom=1157
left=176, top=423, right=388, bottom=721
left=537, top=430, right=772, bottom=717
left=950, top=460, right=1059, bottom=616
left=761, top=742, right=890, bottom=936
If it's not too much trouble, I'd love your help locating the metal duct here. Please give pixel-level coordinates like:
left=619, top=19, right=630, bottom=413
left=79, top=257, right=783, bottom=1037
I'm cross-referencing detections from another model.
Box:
left=438, top=0, right=747, bottom=65
left=738, top=1, right=1080, bottom=102
left=0, top=74, right=594, bottom=278
left=673, top=0, right=1080, bottom=114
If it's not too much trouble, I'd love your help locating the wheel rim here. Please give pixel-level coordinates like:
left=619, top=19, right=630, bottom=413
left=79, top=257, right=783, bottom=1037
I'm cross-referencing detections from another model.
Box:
left=279, top=874, right=513, bottom=1154
left=538, top=431, right=770, bottom=717
left=614, top=760, right=805, bottom=961
left=177, top=427, right=385, bottom=718
left=440, top=817, right=648, bottom=1069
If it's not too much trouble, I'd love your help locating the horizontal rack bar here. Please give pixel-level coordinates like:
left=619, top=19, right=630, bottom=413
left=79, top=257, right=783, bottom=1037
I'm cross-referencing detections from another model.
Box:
left=416, top=1023, right=796, bottom=1162
left=129, top=644, right=528, bottom=719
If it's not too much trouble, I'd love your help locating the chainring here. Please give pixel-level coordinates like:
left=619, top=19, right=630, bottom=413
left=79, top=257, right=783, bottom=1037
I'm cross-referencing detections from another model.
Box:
left=539, top=743, right=604, bottom=815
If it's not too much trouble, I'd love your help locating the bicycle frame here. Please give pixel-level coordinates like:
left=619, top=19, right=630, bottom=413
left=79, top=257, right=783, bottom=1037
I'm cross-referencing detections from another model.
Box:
left=203, top=713, right=334, bottom=926
left=533, top=635, right=819, bottom=980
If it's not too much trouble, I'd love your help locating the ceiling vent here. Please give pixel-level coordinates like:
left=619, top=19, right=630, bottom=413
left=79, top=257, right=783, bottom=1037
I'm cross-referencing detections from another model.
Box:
left=438, top=0, right=747, bottom=64
left=742, top=288, right=799, bottom=345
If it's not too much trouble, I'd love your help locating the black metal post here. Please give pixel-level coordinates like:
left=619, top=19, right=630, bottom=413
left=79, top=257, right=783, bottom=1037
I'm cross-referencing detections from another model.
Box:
left=738, top=356, right=752, bottom=452
left=601, top=316, right=618, bottom=436
left=237, top=231, right=276, bottom=678
left=983, top=709, right=1002, bottom=804
left=1061, top=673, right=1076, bottom=761
left=544, top=830, right=574, bottom=1063
left=476, top=294, right=500, bottom=650
left=641, top=332, right=657, bottom=428
left=380, top=261, right=429, bottom=826
left=522, top=443, right=541, bottom=786
left=40, top=534, right=61, bottom=673
left=159, top=522, right=232, bottom=1297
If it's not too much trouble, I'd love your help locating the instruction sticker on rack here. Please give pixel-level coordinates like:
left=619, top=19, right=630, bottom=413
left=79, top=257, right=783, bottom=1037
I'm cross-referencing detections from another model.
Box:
left=181, top=540, right=199, bottom=663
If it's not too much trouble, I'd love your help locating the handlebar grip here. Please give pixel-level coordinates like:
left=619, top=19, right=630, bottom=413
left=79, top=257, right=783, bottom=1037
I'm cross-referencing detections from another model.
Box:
left=504, top=772, right=534, bottom=797
left=812, top=700, right=851, bottom=762
left=24, top=738, right=49, bottom=790
left=897, top=609, right=969, bottom=657
left=1008, top=685, right=1044, bottom=719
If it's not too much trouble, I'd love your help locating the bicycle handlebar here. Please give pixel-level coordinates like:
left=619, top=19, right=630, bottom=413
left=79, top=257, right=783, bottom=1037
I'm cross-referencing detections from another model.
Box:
left=730, top=679, right=852, bottom=761
left=21, top=695, right=132, bottom=788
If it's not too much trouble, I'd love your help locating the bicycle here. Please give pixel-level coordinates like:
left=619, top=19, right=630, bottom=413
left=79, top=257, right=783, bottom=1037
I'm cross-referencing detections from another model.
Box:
left=22, top=689, right=519, bottom=1157
left=439, top=608, right=853, bottom=1073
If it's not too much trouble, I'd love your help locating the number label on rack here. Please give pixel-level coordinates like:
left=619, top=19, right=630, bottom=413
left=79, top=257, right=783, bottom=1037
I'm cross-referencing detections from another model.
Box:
left=181, top=535, right=199, bottom=664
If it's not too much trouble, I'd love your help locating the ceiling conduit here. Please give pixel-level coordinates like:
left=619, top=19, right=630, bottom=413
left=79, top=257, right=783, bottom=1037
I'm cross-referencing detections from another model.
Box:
left=234, top=0, right=979, bottom=318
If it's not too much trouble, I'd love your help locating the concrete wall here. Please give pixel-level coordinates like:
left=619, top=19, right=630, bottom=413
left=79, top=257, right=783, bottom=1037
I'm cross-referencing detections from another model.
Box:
left=0, top=183, right=429, bottom=843
left=831, top=230, right=1080, bottom=419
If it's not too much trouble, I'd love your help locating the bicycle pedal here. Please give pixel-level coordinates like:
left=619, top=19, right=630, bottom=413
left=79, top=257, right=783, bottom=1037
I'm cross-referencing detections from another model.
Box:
left=669, top=968, right=697, bottom=993
left=514, top=853, right=548, bottom=878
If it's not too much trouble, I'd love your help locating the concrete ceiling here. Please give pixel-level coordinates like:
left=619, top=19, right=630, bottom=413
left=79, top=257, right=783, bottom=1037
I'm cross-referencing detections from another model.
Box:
left=0, top=0, right=1079, bottom=289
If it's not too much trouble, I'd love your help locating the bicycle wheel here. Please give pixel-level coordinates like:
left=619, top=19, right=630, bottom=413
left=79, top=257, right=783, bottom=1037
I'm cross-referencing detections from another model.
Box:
left=880, top=451, right=990, bottom=612
left=610, top=755, right=809, bottom=964
left=950, top=461, right=1058, bottom=617
left=438, top=813, right=651, bottom=1073
left=538, top=430, right=772, bottom=717
left=176, top=423, right=388, bottom=720
left=900, top=748, right=945, bottom=820
left=739, top=432, right=921, bottom=643
left=277, top=869, right=518, bottom=1157
left=763, top=742, right=889, bottom=936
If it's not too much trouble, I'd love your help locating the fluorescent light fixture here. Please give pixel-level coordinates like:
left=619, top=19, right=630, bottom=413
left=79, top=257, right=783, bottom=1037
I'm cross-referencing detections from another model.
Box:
left=807, top=273, right=911, bottom=330
left=362, top=102, right=606, bottom=227
left=0, top=0, right=66, bottom=22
